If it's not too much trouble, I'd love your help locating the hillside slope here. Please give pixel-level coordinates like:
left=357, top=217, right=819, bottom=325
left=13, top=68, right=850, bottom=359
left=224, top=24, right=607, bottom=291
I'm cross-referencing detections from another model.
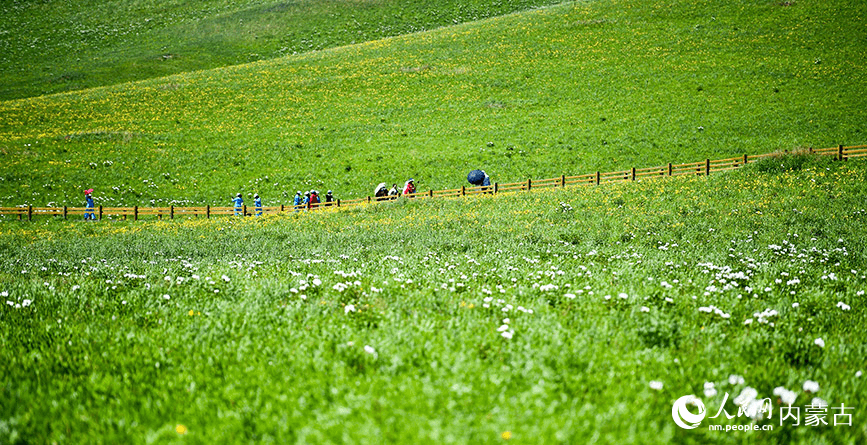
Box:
left=1, top=0, right=865, bottom=208
left=0, top=0, right=566, bottom=101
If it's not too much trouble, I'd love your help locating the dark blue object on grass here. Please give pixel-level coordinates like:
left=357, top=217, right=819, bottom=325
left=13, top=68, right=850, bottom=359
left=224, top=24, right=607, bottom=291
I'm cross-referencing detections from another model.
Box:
left=467, top=169, right=485, bottom=185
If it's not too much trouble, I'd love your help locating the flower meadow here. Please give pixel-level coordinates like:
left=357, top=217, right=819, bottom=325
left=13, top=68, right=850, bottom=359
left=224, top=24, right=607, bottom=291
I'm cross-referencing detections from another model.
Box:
left=1, top=158, right=865, bottom=443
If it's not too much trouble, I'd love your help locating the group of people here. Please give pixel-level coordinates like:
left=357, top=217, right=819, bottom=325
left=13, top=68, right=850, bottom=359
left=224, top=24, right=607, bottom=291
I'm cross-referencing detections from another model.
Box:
left=232, top=193, right=264, bottom=216
left=234, top=190, right=337, bottom=216
left=80, top=171, right=488, bottom=221
left=375, top=179, right=416, bottom=200
left=291, top=190, right=335, bottom=211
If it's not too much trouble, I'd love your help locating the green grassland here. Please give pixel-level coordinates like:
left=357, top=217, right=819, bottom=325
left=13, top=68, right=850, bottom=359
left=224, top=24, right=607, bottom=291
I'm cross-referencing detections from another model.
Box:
left=1, top=0, right=865, bottom=209
left=0, top=0, right=566, bottom=101
left=1, top=156, right=865, bottom=443
left=2, top=1, right=867, bottom=442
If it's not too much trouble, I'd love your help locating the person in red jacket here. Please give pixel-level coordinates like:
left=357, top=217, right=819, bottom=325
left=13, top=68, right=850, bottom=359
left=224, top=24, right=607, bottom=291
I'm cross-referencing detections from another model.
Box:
left=309, top=190, right=321, bottom=209
left=403, top=179, right=416, bottom=197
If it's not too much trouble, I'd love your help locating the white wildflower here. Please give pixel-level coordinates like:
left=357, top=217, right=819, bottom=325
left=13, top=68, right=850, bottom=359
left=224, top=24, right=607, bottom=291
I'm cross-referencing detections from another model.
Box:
left=803, top=380, right=820, bottom=393
left=734, top=387, right=758, bottom=406
left=703, top=382, right=717, bottom=398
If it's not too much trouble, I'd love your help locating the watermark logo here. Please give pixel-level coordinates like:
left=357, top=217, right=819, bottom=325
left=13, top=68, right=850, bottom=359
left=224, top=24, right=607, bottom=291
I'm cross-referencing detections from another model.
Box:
left=672, top=395, right=706, bottom=429
left=671, top=389, right=854, bottom=432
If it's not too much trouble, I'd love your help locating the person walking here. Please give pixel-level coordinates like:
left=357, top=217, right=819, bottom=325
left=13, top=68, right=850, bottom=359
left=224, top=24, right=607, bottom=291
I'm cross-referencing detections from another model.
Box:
left=388, top=184, right=399, bottom=199
left=293, top=191, right=303, bottom=211
left=325, top=190, right=335, bottom=206
left=374, top=183, right=388, bottom=200
left=403, top=178, right=416, bottom=197
left=254, top=194, right=263, bottom=216
left=309, top=190, right=320, bottom=210
left=233, top=193, right=244, bottom=216
left=84, top=188, right=95, bottom=221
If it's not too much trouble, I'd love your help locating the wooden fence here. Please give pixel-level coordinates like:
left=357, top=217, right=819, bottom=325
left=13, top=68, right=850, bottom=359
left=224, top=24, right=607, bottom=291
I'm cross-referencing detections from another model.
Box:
left=3, top=144, right=865, bottom=222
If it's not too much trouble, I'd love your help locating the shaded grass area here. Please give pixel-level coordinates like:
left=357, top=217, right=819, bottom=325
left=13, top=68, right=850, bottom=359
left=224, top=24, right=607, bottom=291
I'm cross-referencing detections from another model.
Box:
left=0, top=156, right=865, bottom=443
left=0, top=0, right=566, bottom=101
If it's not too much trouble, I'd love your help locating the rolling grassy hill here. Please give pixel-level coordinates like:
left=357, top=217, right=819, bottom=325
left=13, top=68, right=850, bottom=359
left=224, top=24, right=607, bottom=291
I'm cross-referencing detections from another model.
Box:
left=0, top=0, right=566, bottom=101
left=1, top=0, right=865, bottom=210
left=3, top=2, right=867, bottom=442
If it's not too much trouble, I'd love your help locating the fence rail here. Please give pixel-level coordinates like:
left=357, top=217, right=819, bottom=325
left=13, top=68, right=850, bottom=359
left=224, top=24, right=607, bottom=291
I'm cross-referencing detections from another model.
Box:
left=3, top=145, right=862, bottom=222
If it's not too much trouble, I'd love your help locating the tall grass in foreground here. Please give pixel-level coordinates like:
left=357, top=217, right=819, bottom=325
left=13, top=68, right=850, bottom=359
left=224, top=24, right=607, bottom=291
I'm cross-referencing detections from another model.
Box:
left=1, top=156, right=865, bottom=443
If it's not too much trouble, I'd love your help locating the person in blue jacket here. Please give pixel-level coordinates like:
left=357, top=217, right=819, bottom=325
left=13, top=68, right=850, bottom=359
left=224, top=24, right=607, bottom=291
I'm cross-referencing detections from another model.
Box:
left=84, top=188, right=95, bottom=221
left=302, top=191, right=310, bottom=210
left=293, top=191, right=303, bottom=211
left=233, top=193, right=244, bottom=216
left=254, top=194, right=263, bottom=216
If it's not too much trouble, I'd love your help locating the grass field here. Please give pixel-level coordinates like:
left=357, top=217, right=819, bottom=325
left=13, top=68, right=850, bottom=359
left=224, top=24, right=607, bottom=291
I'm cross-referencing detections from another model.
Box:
left=1, top=0, right=866, bottom=209
left=0, top=0, right=565, bottom=101
left=1, top=155, right=865, bottom=443
left=3, top=0, right=867, bottom=443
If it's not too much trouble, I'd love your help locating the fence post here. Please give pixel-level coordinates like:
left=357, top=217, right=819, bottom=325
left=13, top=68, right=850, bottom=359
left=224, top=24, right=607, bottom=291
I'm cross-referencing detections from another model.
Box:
left=743, top=154, right=748, bottom=166
left=28, top=205, right=32, bottom=221
left=494, top=183, right=499, bottom=194
left=206, top=205, right=210, bottom=219
left=367, top=196, right=371, bottom=204
left=170, top=205, right=174, bottom=219
left=134, top=206, right=139, bottom=221
left=461, top=185, right=465, bottom=196
left=280, top=204, right=284, bottom=212
left=63, top=206, right=68, bottom=220
left=596, top=171, right=600, bottom=185
left=631, top=167, right=636, bottom=181
left=337, top=200, right=341, bottom=208
left=705, top=159, right=710, bottom=176
left=839, top=144, right=845, bottom=161
left=527, top=179, right=532, bottom=191
left=561, top=175, right=566, bottom=188
left=244, top=204, right=248, bottom=216
left=98, top=206, right=103, bottom=221
left=668, top=163, right=672, bottom=176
